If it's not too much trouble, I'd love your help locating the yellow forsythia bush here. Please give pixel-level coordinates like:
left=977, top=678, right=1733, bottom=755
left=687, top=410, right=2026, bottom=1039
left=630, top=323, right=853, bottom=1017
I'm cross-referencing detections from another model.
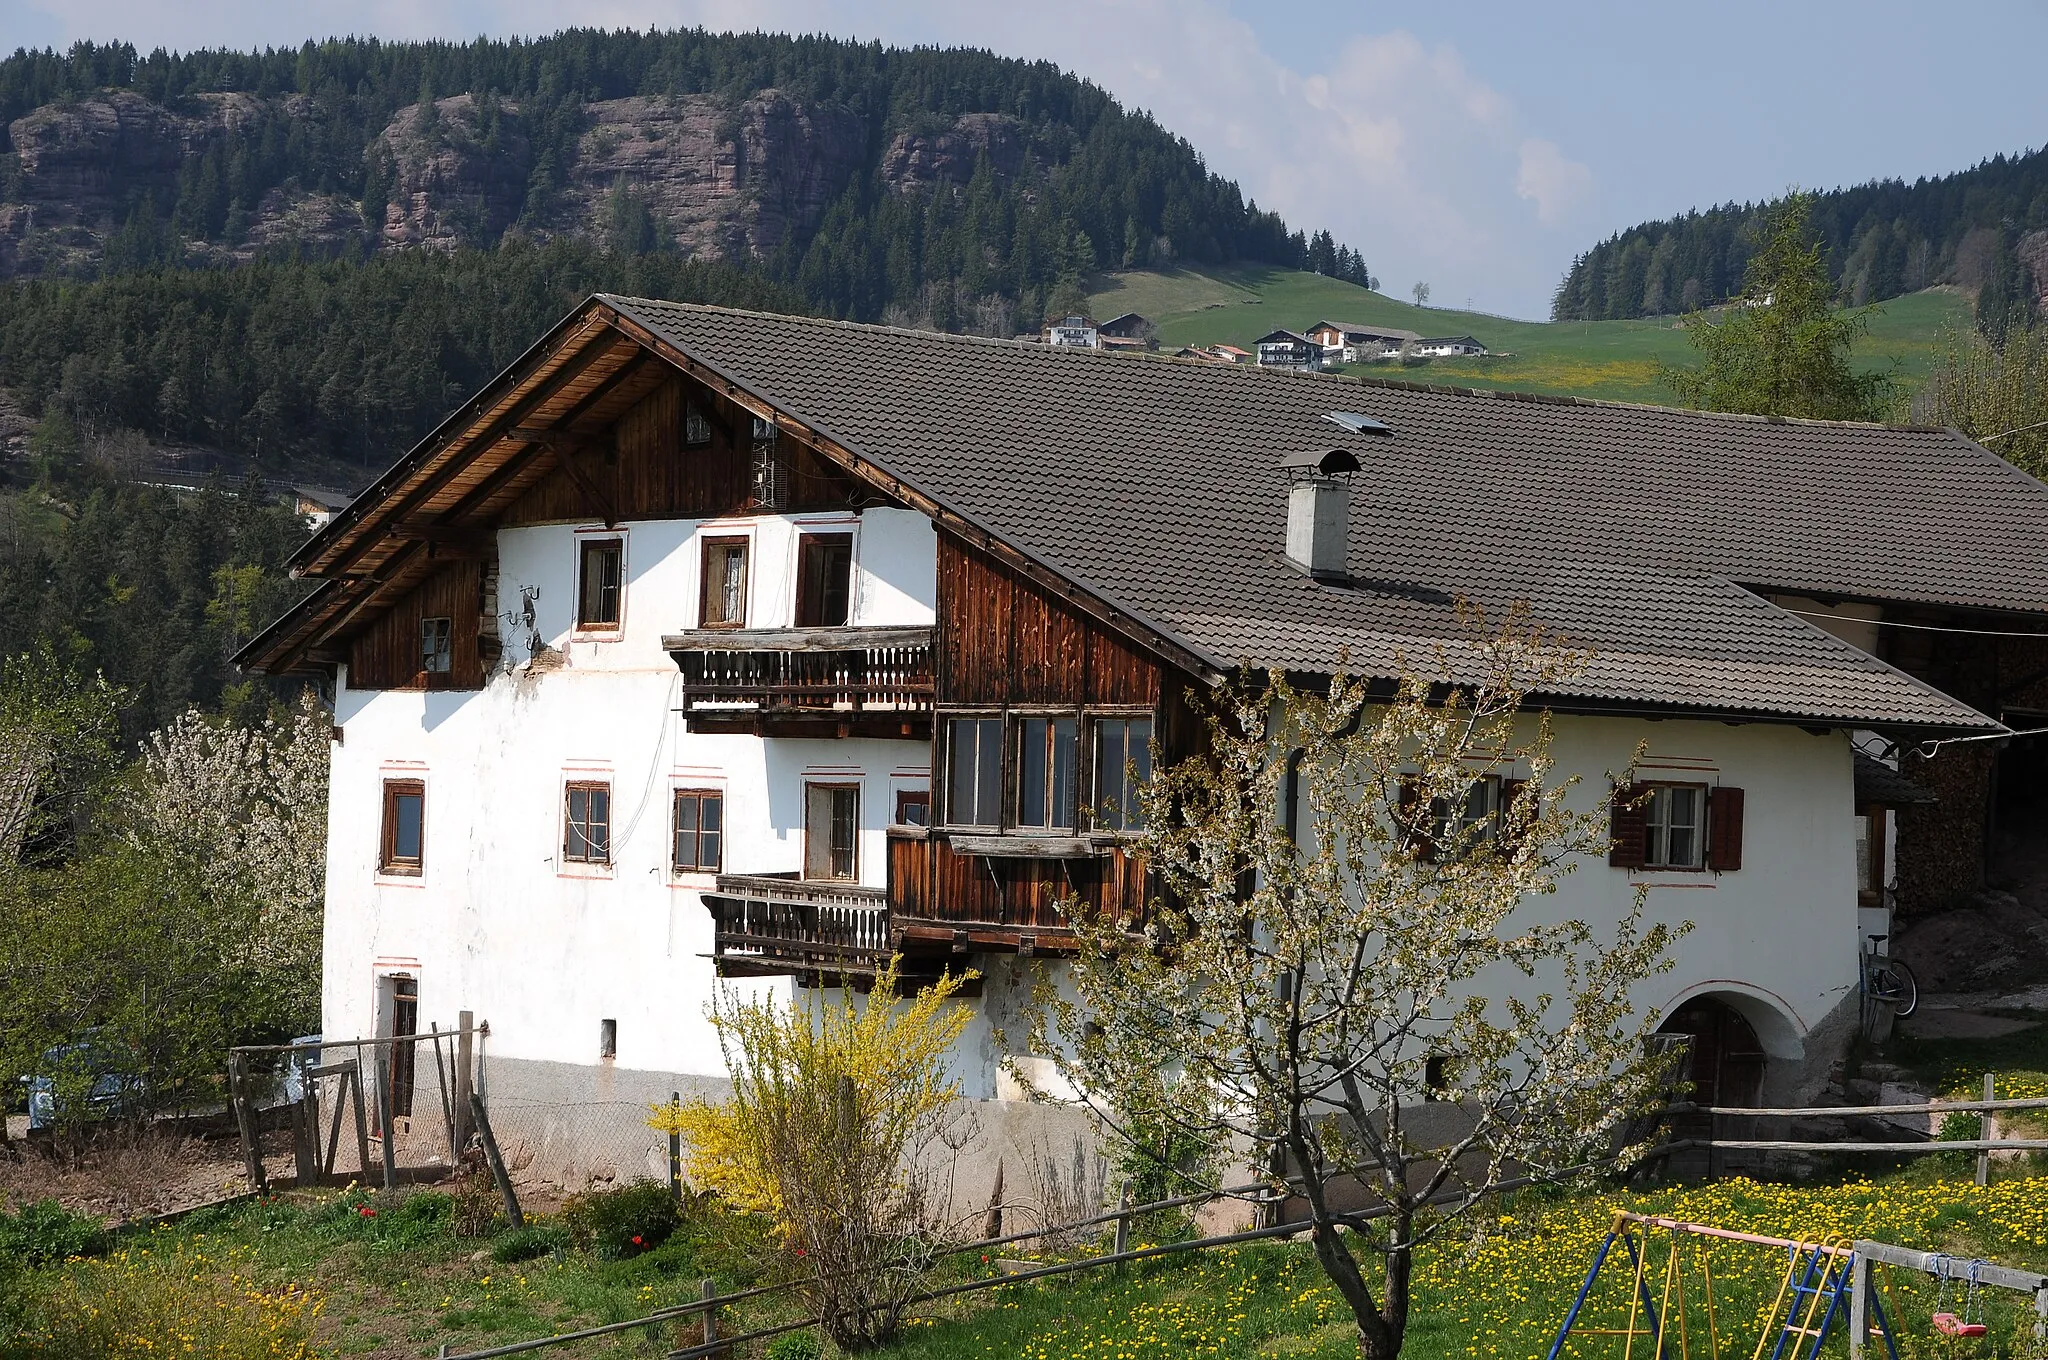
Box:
left=10, top=1231, right=324, bottom=1360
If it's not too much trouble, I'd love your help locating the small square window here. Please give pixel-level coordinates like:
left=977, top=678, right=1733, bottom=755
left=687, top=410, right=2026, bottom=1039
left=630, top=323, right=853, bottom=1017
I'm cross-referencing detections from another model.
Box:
left=894, top=790, right=930, bottom=828
left=1644, top=784, right=1706, bottom=869
left=578, top=539, right=623, bottom=630
left=700, top=537, right=749, bottom=629
left=683, top=402, right=712, bottom=448
left=599, top=1018, right=617, bottom=1060
left=381, top=780, right=425, bottom=875
left=564, top=782, right=612, bottom=864
left=420, top=617, right=452, bottom=675
left=673, top=790, right=724, bottom=872
left=795, top=533, right=854, bottom=628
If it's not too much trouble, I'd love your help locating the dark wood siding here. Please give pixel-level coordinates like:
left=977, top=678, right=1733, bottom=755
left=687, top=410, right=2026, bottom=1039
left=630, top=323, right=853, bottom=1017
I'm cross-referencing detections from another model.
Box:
left=935, top=535, right=1162, bottom=708
left=348, top=559, right=486, bottom=690
left=503, top=375, right=869, bottom=526
left=890, top=533, right=1194, bottom=949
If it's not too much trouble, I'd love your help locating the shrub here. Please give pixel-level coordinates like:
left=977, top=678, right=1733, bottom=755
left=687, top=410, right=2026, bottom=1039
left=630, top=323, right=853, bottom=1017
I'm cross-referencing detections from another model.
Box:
left=0, top=1200, right=108, bottom=1264
left=491, top=1223, right=570, bottom=1263
left=767, top=1329, right=823, bottom=1360
left=9, top=1236, right=322, bottom=1359
left=653, top=962, right=975, bottom=1351
left=561, top=1180, right=681, bottom=1260
left=451, top=1165, right=501, bottom=1238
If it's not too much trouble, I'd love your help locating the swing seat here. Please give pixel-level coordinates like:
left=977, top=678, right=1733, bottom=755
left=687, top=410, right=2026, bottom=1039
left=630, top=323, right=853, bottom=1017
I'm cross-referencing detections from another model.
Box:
left=1932, top=1312, right=1989, bottom=1337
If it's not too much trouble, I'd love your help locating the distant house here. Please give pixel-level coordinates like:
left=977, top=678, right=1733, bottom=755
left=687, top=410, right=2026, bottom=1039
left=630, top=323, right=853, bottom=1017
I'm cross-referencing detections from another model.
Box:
left=1253, top=329, right=1323, bottom=372
left=1208, top=344, right=1251, bottom=364
left=1096, top=313, right=1157, bottom=351
left=1041, top=315, right=1101, bottom=349
left=1305, top=320, right=1419, bottom=364
left=1413, top=335, right=1486, bottom=357
left=1168, top=345, right=1231, bottom=363
left=293, top=486, right=354, bottom=528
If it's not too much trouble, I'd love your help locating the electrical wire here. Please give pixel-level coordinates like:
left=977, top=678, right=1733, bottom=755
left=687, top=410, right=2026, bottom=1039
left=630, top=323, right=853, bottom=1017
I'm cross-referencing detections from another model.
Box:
left=611, top=668, right=681, bottom=853
left=1779, top=607, right=2048, bottom=639
left=1978, top=417, right=2048, bottom=443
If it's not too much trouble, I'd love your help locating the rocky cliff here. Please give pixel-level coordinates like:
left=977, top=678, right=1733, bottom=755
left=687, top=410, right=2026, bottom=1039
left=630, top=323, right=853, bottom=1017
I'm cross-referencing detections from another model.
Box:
left=0, top=85, right=1042, bottom=278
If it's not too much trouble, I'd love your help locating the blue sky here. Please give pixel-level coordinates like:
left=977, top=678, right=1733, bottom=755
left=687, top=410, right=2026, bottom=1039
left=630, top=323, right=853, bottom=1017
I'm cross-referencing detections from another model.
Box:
left=3, top=0, right=2043, bottom=318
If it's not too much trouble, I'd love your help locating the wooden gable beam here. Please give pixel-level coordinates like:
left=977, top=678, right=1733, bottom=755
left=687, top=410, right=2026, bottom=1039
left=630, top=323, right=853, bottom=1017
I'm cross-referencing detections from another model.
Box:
left=510, top=428, right=621, bottom=527
left=309, top=324, right=628, bottom=579
left=600, top=309, right=1227, bottom=685
left=434, top=349, right=659, bottom=527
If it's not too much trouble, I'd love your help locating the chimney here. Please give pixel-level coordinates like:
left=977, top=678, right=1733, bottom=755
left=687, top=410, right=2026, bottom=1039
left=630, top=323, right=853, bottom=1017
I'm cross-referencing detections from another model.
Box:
left=1280, top=447, right=1362, bottom=581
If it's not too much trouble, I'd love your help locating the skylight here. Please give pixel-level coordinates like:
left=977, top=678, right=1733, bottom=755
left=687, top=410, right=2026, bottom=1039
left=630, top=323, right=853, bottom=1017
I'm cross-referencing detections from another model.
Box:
left=1325, top=412, right=1393, bottom=436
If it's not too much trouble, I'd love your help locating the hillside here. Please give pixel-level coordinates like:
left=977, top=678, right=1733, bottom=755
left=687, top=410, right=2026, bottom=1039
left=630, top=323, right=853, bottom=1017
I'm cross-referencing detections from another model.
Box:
left=0, top=32, right=1364, bottom=323
left=1553, top=146, right=2048, bottom=321
left=1089, top=265, right=1971, bottom=406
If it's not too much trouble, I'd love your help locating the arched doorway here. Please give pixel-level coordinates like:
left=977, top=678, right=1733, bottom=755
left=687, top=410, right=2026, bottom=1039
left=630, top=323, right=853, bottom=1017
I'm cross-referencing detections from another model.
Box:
left=1661, top=996, right=1767, bottom=1108
left=1659, top=996, right=1769, bottom=1176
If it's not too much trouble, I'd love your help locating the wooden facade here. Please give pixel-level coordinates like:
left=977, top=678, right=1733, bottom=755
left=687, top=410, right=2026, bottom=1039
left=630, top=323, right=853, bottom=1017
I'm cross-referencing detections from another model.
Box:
left=502, top=374, right=874, bottom=528
left=348, top=558, right=488, bottom=690
left=882, top=533, right=1198, bottom=953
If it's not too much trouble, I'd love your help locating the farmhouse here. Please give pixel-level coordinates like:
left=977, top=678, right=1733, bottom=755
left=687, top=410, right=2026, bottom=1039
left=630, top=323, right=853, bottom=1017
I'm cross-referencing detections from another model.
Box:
left=1414, top=335, right=1486, bottom=357
left=1306, top=320, right=1421, bottom=363
left=1253, top=328, right=1325, bottom=371
left=240, top=297, right=2048, bottom=1179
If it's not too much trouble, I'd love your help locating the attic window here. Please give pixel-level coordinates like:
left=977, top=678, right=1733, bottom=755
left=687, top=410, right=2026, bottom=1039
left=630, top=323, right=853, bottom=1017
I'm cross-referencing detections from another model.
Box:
left=683, top=402, right=712, bottom=447
left=1325, top=412, right=1393, bottom=436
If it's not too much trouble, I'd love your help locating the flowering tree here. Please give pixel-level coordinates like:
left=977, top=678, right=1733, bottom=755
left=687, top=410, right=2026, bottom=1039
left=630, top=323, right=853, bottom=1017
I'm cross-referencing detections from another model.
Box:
left=654, top=962, right=976, bottom=1351
left=125, top=692, right=330, bottom=1018
left=1029, top=614, right=1684, bottom=1360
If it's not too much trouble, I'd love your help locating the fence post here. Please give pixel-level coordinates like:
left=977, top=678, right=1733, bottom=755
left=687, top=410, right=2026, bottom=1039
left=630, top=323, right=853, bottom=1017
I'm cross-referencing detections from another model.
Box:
left=228, top=1051, right=268, bottom=1196
left=453, top=1010, right=475, bottom=1155
left=295, top=1063, right=320, bottom=1186
left=470, top=1090, right=524, bottom=1229
left=668, top=1090, right=683, bottom=1202
left=1976, top=1074, right=1994, bottom=1187
left=2035, top=1284, right=2047, bottom=1346
left=373, top=1046, right=398, bottom=1192
left=1112, top=1184, right=1132, bottom=1273
left=699, top=1277, right=722, bottom=1356
left=1849, top=1253, right=1870, bottom=1360
left=348, top=1064, right=372, bottom=1182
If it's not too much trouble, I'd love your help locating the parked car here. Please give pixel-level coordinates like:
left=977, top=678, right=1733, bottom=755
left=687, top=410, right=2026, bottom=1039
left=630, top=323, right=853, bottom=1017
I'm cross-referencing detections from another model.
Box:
left=24, top=1035, right=143, bottom=1130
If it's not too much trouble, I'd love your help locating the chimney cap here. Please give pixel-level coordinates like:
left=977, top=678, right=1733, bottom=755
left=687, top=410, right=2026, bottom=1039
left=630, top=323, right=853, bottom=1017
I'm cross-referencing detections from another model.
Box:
left=1279, top=446, right=1363, bottom=477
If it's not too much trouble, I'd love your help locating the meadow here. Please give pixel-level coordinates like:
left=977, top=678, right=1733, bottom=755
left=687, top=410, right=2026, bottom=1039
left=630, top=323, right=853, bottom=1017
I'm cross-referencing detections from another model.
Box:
left=1086, top=267, right=1972, bottom=408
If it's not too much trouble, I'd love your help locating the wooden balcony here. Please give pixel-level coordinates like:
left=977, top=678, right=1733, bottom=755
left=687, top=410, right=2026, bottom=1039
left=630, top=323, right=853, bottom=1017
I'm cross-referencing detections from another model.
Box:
left=885, top=828, right=1149, bottom=955
left=703, top=873, right=892, bottom=984
left=663, top=626, right=934, bottom=738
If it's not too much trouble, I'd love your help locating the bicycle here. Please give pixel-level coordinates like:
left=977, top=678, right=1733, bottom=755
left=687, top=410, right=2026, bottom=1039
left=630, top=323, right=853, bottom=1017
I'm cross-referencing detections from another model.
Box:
left=1859, top=932, right=1918, bottom=1040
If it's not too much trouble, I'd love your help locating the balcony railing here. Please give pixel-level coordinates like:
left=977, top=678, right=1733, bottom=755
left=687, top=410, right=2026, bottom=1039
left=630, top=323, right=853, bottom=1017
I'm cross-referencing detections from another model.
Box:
left=664, top=626, right=934, bottom=730
left=703, top=873, right=891, bottom=979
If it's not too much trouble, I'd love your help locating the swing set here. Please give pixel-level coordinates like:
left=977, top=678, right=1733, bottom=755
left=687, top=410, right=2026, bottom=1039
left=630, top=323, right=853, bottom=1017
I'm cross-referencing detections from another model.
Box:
left=1548, top=1211, right=2048, bottom=1360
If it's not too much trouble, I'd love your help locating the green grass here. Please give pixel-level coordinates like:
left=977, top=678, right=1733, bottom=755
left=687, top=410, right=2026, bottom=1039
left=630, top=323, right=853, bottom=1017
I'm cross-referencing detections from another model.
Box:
left=1087, top=266, right=1972, bottom=407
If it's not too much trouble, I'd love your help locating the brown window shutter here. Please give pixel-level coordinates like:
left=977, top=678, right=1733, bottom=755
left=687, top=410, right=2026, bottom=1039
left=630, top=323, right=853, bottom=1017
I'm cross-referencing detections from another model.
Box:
left=1609, top=783, right=1648, bottom=869
left=1498, top=778, right=1527, bottom=854
left=1398, top=780, right=1436, bottom=863
left=1707, top=786, right=1745, bottom=872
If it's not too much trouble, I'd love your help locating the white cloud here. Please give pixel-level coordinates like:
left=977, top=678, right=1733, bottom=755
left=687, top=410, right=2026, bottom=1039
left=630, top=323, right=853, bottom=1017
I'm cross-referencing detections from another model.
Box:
left=1516, top=138, right=1596, bottom=226
left=12, top=0, right=1595, bottom=316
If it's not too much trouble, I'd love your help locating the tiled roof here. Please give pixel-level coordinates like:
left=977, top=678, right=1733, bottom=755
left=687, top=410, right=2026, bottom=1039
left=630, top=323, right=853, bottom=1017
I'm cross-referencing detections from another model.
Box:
left=604, top=298, right=2035, bottom=731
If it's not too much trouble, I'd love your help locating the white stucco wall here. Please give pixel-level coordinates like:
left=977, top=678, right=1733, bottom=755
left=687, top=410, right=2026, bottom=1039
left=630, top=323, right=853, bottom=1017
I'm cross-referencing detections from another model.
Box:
left=322, top=500, right=1862, bottom=1116
left=321, top=506, right=937, bottom=1079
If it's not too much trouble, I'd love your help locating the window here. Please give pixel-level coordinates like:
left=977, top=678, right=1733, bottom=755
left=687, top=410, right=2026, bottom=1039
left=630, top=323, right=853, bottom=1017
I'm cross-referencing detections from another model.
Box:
left=1433, top=776, right=1500, bottom=854
left=700, top=537, right=749, bottom=629
left=795, top=533, right=855, bottom=628
left=894, top=790, right=930, bottom=827
left=673, top=790, right=724, bottom=872
left=420, top=617, right=452, bottom=675
left=1644, top=783, right=1705, bottom=869
left=578, top=538, right=623, bottom=629
left=564, top=782, right=612, bottom=864
left=750, top=417, right=787, bottom=509
left=599, top=1018, right=617, bottom=1060
left=683, top=402, right=712, bottom=447
left=380, top=779, right=425, bottom=875
left=945, top=717, right=1003, bottom=827
left=805, top=784, right=859, bottom=880
left=1017, top=716, right=1079, bottom=830
left=1092, top=717, right=1153, bottom=831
